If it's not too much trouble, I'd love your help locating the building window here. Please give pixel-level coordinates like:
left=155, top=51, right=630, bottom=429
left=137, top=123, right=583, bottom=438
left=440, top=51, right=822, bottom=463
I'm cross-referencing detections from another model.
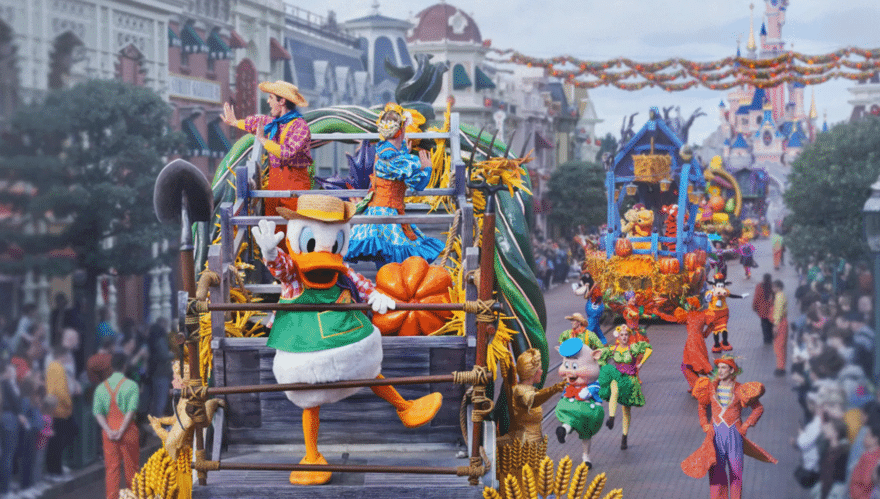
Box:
left=48, top=31, right=84, bottom=89
left=373, top=36, right=394, bottom=85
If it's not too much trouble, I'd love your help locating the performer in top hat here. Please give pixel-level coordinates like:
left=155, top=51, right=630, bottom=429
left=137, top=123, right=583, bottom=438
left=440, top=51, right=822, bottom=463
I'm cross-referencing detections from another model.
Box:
left=682, top=356, right=776, bottom=499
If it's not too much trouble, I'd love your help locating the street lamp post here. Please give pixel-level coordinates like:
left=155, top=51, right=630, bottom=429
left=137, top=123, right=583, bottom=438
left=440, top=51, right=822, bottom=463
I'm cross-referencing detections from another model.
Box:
left=861, top=175, right=880, bottom=381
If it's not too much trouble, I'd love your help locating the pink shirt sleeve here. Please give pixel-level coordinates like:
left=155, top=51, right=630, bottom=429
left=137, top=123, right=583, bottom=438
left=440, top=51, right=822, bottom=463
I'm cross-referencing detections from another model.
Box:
left=242, top=115, right=272, bottom=135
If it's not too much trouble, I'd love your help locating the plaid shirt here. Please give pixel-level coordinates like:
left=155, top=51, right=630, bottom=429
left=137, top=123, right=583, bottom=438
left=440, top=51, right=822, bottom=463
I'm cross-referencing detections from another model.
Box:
left=239, top=115, right=312, bottom=170
left=267, top=251, right=375, bottom=300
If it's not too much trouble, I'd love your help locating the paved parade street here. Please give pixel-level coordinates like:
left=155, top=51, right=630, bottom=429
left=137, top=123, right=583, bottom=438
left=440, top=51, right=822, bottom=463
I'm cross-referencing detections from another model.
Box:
left=541, top=237, right=807, bottom=498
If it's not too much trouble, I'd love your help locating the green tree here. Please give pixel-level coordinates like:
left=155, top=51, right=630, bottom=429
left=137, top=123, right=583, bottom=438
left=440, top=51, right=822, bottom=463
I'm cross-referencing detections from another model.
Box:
left=0, top=79, right=182, bottom=352
left=783, top=115, right=880, bottom=265
left=594, top=133, right=618, bottom=164
left=546, top=160, right=607, bottom=234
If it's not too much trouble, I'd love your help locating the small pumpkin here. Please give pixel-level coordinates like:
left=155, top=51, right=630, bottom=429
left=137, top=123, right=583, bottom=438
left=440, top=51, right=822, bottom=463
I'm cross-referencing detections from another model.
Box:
left=615, top=238, right=633, bottom=257
left=658, top=257, right=680, bottom=274
left=684, top=252, right=699, bottom=271
left=372, top=256, right=453, bottom=336
left=709, top=195, right=725, bottom=212
left=694, top=249, right=707, bottom=267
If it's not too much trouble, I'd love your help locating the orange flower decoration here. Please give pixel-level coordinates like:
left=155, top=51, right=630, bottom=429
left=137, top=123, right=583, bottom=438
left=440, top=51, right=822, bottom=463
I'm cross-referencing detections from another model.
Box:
left=372, top=256, right=453, bottom=336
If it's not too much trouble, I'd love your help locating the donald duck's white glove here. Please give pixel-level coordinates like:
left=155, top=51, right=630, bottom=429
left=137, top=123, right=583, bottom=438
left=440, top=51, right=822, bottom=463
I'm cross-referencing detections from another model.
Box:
left=251, top=219, right=285, bottom=262
left=367, top=291, right=396, bottom=315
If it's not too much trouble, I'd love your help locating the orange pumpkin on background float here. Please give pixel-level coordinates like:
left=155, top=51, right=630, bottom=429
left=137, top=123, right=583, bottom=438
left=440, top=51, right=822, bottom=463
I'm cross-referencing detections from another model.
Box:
left=709, top=195, right=726, bottom=212
left=372, top=256, right=453, bottom=336
left=658, top=257, right=680, bottom=274
left=615, top=238, right=633, bottom=257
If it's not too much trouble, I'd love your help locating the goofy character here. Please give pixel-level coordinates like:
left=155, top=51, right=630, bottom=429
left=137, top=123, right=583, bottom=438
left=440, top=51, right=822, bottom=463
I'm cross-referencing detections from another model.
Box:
left=705, top=273, right=747, bottom=353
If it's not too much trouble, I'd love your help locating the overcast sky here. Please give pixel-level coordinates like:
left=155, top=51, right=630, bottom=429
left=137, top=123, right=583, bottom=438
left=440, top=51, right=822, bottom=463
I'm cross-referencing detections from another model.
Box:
left=302, top=0, right=880, bottom=144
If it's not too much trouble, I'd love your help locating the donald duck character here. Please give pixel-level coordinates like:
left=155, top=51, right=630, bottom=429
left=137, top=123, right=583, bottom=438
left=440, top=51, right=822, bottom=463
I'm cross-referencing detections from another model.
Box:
left=251, top=194, right=443, bottom=485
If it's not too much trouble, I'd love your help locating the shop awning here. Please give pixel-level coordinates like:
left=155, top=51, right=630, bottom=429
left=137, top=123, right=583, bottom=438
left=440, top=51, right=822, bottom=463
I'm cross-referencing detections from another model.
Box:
left=452, top=64, right=472, bottom=90
left=207, top=31, right=231, bottom=59
left=475, top=66, right=496, bottom=90
left=183, top=119, right=208, bottom=157
left=181, top=23, right=207, bottom=53
left=228, top=29, right=247, bottom=49
left=208, top=120, right=231, bottom=157
left=168, top=27, right=181, bottom=48
left=534, top=131, right=554, bottom=150
left=270, top=37, right=291, bottom=61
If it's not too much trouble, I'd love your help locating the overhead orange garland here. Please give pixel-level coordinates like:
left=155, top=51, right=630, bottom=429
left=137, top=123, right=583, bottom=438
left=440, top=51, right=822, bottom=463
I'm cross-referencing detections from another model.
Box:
left=487, top=47, right=880, bottom=90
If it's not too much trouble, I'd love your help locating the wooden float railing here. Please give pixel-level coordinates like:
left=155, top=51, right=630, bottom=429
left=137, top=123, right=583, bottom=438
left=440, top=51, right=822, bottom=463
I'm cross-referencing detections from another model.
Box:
left=192, top=450, right=492, bottom=479
left=199, top=300, right=502, bottom=313
left=175, top=368, right=488, bottom=396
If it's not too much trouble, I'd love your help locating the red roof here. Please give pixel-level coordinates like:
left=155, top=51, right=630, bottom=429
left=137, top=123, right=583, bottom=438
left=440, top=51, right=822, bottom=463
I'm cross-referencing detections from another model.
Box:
left=408, top=3, right=482, bottom=44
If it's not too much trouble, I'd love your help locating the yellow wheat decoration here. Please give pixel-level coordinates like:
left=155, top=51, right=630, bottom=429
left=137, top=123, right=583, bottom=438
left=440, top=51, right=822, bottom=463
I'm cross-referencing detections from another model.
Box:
left=503, top=474, right=524, bottom=499
left=536, top=456, right=554, bottom=498
left=554, top=456, right=573, bottom=497
left=483, top=457, right=622, bottom=499
left=584, top=473, right=607, bottom=499
left=521, top=465, right=538, bottom=499
left=410, top=98, right=454, bottom=213
left=120, top=445, right=185, bottom=499
left=567, top=462, right=590, bottom=499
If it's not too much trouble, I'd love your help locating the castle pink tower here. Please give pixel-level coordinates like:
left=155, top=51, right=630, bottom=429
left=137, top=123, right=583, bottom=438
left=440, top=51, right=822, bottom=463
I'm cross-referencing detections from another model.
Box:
left=759, top=0, right=790, bottom=122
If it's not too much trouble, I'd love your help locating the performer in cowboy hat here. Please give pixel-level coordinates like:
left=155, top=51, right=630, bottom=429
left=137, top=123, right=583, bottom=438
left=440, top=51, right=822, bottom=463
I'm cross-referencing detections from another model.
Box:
left=559, top=312, right=603, bottom=350
left=221, top=80, right=312, bottom=217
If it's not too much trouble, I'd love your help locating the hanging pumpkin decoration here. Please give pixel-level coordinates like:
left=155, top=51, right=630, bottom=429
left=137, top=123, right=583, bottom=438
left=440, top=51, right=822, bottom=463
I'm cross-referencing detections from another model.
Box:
left=658, top=257, right=680, bottom=274
left=372, top=256, right=454, bottom=336
left=615, top=238, right=633, bottom=257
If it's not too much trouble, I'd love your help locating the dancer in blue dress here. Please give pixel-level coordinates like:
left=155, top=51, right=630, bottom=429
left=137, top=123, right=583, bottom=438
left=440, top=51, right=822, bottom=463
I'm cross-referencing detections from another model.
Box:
left=346, top=103, right=444, bottom=267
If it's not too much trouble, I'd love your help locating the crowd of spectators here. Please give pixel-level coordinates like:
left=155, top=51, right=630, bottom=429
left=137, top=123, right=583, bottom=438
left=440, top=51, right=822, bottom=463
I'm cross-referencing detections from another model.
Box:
left=0, top=294, right=173, bottom=499
left=532, top=234, right=589, bottom=291
left=785, top=255, right=880, bottom=498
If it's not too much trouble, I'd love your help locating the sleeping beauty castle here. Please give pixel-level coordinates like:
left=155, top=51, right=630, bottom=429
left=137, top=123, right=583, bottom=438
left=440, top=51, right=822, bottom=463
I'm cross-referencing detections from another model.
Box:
left=702, top=0, right=820, bottom=206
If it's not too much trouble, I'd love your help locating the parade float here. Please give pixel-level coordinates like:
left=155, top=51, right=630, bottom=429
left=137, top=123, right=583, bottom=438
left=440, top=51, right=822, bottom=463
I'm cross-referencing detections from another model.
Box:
left=585, top=108, right=710, bottom=314
left=695, top=156, right=743, bottom=245
left=128, top=57, right=626, bottom=499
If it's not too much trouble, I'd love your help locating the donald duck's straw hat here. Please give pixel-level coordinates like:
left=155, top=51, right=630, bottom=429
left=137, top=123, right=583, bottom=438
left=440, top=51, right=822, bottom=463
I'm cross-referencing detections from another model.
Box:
left=276, top=194, right=356, bottom=223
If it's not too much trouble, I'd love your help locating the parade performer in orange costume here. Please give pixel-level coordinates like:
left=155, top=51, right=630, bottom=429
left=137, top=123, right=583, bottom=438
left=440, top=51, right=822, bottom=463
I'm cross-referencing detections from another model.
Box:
left=682, top=356, right=776, bottom=499
left=221, top=80, right=312, bottom=217
left=664, top=297, right=714, bottom=393
left=705, top=273, right=746, bottom=353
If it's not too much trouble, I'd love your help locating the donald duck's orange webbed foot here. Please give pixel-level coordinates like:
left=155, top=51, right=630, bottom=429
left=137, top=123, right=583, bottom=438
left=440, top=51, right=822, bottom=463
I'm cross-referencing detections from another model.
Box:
left=289, top=452, right=332, bottom=485
left=397, top=392, right=443, bottom=428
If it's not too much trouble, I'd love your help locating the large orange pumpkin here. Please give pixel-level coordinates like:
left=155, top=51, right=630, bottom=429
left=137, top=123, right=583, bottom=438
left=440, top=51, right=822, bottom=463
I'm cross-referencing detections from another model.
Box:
left=658, top=257, right=680, bottom=274
left=372, top=256, right=453, bottom=336
left=615, top=238, right=633, bottom=257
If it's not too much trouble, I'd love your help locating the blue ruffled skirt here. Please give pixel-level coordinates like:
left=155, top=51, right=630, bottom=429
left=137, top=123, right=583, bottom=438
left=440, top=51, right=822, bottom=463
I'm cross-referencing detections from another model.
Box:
left=345, top=206, right=444, bottom=265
